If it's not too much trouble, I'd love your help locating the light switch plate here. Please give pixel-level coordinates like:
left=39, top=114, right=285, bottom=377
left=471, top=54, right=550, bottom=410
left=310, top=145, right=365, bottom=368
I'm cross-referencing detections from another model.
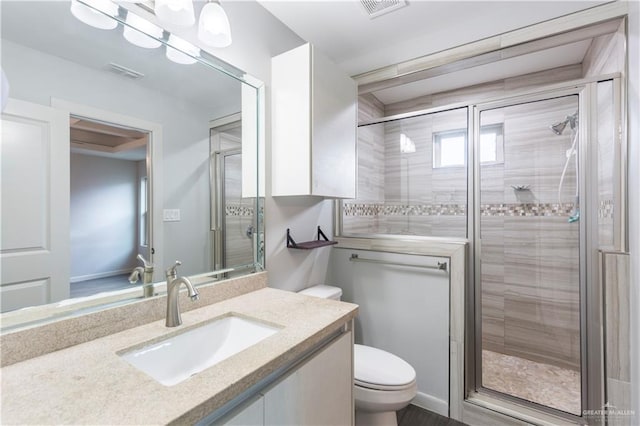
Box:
left=163, top=209, right=181, bottom=222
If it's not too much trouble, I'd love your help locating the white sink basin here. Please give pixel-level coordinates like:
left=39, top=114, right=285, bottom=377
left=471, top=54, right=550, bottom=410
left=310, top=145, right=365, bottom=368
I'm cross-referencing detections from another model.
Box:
left=120, top=314, right=281, bottom=386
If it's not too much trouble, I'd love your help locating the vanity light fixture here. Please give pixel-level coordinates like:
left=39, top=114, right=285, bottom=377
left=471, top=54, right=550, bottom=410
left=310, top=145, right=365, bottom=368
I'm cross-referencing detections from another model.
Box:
left=70, top=0, right=118, bottom=30
left=123, top=12, right=163, bottom=49
left=166, top=34, right=200, bottom=65
left=154, top=0, right=195, bottom=27
left=198, top=0, right=232, bottom=48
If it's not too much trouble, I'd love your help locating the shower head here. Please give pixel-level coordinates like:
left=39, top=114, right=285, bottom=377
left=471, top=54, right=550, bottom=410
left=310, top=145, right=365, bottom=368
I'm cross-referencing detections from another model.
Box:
left=550, top=112, right=578, bottom=135
left=550, top=121, right=567, bottom=135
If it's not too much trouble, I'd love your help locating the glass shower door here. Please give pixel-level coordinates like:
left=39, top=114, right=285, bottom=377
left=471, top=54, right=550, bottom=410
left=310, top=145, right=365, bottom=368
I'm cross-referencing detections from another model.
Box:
left=213, top=149, right=255, bottom=271
left=477, top=95, right=582, bottom=415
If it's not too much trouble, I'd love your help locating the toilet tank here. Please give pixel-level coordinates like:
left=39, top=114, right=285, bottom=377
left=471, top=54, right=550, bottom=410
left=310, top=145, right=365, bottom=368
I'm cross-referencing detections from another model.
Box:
left=298, top=285, right=342, bottom=301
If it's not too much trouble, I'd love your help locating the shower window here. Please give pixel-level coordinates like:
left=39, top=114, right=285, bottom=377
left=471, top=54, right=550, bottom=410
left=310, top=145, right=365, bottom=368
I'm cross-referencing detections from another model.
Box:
left=478, top=123, right=504, bottom=164
left=433, top=124, right=504, bottom=168
left=433, top=130, right=466, bottom=168
left=341, top=107, right=468, bottom=239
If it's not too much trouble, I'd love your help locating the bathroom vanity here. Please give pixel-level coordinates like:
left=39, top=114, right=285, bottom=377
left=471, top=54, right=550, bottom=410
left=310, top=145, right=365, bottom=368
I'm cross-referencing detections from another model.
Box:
left=0, top=273, right=357, bottom=425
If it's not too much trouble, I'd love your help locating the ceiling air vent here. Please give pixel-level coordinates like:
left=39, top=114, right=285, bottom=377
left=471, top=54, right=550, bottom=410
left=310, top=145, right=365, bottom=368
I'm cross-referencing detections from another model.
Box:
left=360, top=0, right=407, bottom=19
left=107, top=62, right=145, bottom=79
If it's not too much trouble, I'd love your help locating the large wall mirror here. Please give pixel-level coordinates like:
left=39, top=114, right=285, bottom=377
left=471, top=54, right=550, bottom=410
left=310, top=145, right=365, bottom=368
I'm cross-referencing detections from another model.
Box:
left=0, top=1, right=264, bottom=326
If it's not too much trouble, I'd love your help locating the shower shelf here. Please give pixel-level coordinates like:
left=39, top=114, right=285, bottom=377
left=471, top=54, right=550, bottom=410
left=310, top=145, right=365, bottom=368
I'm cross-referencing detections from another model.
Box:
left=286, top=226, right=337, bottom=250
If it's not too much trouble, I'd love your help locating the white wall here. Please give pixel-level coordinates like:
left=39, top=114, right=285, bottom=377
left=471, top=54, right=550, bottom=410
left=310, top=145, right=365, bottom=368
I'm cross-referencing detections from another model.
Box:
left=70, top=154, right=138, bottom=280
left=627, top=0, right=640, bottom=420
left=1, top=40, right=219, bottom=277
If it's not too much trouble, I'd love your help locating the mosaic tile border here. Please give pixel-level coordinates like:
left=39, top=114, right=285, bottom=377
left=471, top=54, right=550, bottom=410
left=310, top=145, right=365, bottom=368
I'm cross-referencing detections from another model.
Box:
left=343, top=202, right=577, bottom=217
left=599, top=199, right=614, bottom=219
left=344, top=200, right=614, bottom=218
left=225, top=204, right=255, bottom=217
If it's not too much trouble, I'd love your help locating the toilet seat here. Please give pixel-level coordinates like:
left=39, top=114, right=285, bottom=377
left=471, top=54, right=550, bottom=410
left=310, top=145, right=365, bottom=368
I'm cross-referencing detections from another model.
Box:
left=354, top=344, right=416, bottom=391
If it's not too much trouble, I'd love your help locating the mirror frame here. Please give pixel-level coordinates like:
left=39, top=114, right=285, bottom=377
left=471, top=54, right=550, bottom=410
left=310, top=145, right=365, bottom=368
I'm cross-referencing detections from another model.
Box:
left=0, top=1, right=266, bottom=332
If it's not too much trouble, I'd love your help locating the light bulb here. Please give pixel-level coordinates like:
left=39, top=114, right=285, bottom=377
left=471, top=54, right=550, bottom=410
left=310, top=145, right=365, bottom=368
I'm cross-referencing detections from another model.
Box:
left=154, top=0, right=195, bottom=27
left=123, top=12, right=163, bottom=49
left=198, top=2, right=232, bottom=48
left=70, top=0, right=118, bottom=30
left=166, top=35, right=199, bottom=65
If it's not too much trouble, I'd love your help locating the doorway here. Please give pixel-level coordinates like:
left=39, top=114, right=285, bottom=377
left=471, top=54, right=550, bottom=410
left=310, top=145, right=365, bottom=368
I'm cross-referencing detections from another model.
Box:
left=68, top=116, right=150, bottom=298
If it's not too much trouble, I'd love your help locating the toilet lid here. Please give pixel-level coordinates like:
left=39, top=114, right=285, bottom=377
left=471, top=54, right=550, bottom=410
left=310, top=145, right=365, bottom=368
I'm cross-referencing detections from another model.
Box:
left=354, top=344, right=416, bottom=389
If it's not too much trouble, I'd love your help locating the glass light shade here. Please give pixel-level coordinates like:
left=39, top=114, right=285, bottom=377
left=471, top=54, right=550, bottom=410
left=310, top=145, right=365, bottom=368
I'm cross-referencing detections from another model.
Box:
left=166, top=35, right=199, bottom=65
left=123, top=13, right=163, bottom=49
left=154, top=0, right=195, bottom=27
left=70, top=0, right=118, bottom=30
left=198, top=2, right=232, bottom=48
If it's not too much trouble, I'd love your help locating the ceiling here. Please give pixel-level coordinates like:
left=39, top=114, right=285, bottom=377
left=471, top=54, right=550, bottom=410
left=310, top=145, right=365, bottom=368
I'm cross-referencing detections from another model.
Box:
left=259, top=0, right=615, bottom=105
left=372, top=39, right=592, bottom=105
left=258, top=1, right=611, bottom=77
left=70, top=118, right=148, bottom=161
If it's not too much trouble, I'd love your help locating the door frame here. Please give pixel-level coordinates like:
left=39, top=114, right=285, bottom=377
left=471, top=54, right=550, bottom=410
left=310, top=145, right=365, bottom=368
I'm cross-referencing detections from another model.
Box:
left=51, top=99, right=164, bottom=283
left=468, top=80, right=620, bottom=421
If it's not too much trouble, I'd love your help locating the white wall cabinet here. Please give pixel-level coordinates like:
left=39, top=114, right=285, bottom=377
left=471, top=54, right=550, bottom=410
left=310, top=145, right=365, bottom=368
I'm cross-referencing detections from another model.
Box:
left=272, top=43, right=357, bottom=198
left=213, top=331, right=353, bottom=426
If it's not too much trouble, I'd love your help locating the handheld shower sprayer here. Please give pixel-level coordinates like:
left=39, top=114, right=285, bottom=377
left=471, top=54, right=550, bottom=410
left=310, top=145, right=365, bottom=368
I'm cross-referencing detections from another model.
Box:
left=551, top=111, right=579, bottom=223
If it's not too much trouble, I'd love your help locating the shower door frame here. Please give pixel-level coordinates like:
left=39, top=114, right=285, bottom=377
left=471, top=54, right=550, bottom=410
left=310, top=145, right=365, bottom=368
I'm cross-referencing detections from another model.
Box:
left=468, top=77, right=623, bottom=422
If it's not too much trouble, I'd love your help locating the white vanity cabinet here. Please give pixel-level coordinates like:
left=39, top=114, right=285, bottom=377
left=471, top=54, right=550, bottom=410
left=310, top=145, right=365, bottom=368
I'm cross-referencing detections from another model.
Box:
left=213, top=331, right=353, bottom=426
left=271, top=43, right=357, bottom=198
left=217, top=395, right=264, bottom=426
left=264, top=331, right=353, bottom=425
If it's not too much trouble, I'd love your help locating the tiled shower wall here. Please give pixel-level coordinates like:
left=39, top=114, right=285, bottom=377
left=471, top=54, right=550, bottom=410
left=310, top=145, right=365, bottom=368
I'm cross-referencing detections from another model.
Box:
left=479, top=97, right=581, bottom=371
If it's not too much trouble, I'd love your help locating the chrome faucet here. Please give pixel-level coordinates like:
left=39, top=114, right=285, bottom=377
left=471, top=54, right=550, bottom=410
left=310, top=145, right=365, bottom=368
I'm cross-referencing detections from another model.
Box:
left=129, top=254, right=155, bottom=298
left=165, top=261, right=199, bottom=327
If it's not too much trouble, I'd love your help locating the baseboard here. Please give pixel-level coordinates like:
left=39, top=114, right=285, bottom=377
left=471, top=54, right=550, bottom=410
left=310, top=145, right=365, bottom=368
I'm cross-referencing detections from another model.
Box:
left=411, top=391, right=448, bottom=417
left=70, top=269, right=132, bottom=283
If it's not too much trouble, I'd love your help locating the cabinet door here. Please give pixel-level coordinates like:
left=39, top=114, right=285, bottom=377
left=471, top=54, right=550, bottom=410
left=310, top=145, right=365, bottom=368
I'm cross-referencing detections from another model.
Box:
left=264, top=332, right=353, bottom=426
left=311, top=48, right=356, bottom=198
left=271, top=43, right=356, bottom=198
left=213, top=394, right=264, bottom=426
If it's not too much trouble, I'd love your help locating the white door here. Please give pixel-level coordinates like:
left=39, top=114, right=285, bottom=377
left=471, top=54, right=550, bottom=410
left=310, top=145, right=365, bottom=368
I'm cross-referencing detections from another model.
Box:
left=1, top=98, right=70, bottom=312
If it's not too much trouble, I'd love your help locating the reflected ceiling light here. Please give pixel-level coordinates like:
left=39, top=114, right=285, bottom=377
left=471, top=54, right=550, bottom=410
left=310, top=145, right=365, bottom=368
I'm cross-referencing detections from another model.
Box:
left=198, top=1, right=232, bottom=48
left=70, top=0, right=118, bottom=30
left=1, top=67, right=9, bottom=112
left=166, top=35, right=199, bottom=65
left=123, top=12, right=163, bottom=49
left=154, top=0, right=195, bottom=27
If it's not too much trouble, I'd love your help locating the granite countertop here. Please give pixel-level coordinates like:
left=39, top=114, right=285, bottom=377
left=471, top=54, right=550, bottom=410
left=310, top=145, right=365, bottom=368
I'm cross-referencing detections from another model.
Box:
left=1, top=288, right=358, bottom=425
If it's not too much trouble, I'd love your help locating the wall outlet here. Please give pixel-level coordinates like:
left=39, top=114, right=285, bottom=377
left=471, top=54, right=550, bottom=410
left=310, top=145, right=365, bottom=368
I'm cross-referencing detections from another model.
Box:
left=163, top=209, right=181, bottom=222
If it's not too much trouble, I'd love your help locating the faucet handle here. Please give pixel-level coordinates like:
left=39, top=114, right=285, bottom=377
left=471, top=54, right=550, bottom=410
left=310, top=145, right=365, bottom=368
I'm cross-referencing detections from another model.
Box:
left=166, top=260, right=182, bottom=278
left=137, top=254, right=154, bottom=269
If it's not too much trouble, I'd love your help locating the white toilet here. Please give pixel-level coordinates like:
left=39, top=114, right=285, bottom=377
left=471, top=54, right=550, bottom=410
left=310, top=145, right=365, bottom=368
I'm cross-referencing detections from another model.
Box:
left=299, top=285, right=417, bottom=426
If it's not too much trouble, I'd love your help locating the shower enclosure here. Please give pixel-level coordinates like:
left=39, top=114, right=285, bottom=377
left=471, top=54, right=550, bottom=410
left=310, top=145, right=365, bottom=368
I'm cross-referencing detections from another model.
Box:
left=342, top=76, right=622, bottom=421
left=210, top=121, right=257, bottom=274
